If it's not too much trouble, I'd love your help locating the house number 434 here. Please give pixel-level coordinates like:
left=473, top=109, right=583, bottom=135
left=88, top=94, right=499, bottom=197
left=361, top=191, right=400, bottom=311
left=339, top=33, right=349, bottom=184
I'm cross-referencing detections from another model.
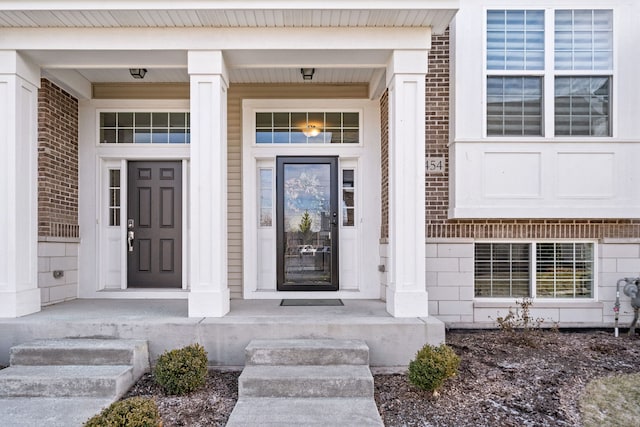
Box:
left=426, top=157, right=445, bottom=173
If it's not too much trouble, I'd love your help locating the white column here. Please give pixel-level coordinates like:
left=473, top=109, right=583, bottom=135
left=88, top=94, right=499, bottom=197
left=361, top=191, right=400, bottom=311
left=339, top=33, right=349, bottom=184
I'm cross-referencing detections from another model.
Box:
left=188, top=51, right=230, bottom=317
left=385, top=50, right=429, bottom=317
left=0, top=51, right=41, bottom=317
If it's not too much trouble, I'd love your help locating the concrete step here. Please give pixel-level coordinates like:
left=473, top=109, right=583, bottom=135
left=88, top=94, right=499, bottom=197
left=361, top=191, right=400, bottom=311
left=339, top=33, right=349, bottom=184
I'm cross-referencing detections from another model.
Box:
left=245, top=339, right=369, bottom=366
left=226, top=397, right=383, bottom=426
left=0, top=397, right=114, bottom=427
left=0, top=365, right=134, bottom=399
left=10, top=339, right=149, bottom=378
left=238, top=365, right=374, bottom=398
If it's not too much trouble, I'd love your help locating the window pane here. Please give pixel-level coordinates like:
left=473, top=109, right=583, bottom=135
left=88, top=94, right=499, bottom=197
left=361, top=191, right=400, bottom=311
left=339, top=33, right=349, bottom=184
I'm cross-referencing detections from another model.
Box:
left=487, top=77, right=543, bottom=136
left=536, top=242, right=593, bottom=298
left=254, top=111, right=360, bottom=144
left=487, top=10, right=544, bottom=70
left=342, top=169, right=355, bottom=227
left=474, top=243, right=531, bottom=298
left=256, top=113, right=272, bottom=128
left=555, top=77, right=610, bottom=136
left=259, top=169, right=273, bottom=227
left=108, top=170, right=121, bottom=227
left=555, top=10, right=613, bottom=70
left=100, top=112, right=190, bottom=144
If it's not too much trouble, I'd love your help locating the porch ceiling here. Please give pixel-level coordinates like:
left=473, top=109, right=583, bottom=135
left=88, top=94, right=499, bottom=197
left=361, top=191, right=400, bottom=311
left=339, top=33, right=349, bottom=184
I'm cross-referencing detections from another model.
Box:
left=0, top=1, right=458, bottom=35
left=4, top=2, right=458, bottom=93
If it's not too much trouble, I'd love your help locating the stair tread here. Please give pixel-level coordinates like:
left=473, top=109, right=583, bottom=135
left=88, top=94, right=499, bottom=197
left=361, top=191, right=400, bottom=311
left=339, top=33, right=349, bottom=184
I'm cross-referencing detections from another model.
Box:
left=0, top=365, right=133, bottom=379
left=240, top=364, right=372, bottom=379
left=246, top=339, right=368, bottom=350
left=227, top=397, right=383, bottom=426
left=12, top=339, right=146, bottom=350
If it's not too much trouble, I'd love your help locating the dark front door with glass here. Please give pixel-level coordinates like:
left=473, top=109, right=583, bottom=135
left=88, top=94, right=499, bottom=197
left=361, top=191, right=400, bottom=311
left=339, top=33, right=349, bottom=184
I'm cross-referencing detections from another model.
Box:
left=276, top=156, right=339, bottom=291
left=127, top=161, right=182, bottom=288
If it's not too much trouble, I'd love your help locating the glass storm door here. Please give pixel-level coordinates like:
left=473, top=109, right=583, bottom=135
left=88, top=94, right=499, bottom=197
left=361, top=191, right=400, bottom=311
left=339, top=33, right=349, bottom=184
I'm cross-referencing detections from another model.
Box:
left=276, top=156, right=339, bottom=291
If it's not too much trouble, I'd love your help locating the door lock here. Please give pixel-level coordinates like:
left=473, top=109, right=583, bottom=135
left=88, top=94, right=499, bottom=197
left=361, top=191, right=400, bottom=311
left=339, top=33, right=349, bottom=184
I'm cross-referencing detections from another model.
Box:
left=127, top=230, right=135, bottom=252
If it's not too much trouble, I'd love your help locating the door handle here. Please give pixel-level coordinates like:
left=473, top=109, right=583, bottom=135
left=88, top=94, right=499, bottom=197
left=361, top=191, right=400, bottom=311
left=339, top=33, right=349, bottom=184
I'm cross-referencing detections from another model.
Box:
left=127, top=230, right=135, bottom=252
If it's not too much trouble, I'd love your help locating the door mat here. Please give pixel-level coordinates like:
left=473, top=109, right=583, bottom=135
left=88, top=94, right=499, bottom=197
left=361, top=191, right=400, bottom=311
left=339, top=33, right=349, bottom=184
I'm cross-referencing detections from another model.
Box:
left=280, top=299, right=344, bottom=307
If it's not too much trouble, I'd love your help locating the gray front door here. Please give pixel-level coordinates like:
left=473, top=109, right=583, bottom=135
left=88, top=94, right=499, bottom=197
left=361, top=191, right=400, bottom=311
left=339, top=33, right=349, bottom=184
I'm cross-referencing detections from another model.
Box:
left=127, top=161, right=182, bottom=288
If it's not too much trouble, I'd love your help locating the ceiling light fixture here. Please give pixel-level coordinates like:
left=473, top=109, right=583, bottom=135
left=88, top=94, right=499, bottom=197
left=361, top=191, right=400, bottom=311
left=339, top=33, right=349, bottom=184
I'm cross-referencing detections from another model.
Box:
left=300, top=68, right=315, bottom=81
left=302, top=125, right=321, bottom=137
left=129, top=68, right=147, bottom=79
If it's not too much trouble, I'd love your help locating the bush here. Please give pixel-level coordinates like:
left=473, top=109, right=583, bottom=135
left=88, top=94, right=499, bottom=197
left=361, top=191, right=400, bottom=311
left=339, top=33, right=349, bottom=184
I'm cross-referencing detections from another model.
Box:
left=84, top=397, right=160, bottom=427
left=408, top=343, right=460, bottom=392
left=154, top=343, right=208, bottom=395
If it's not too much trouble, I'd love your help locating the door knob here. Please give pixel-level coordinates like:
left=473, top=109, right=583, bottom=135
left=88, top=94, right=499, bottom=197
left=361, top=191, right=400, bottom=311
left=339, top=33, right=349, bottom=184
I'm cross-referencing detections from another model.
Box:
left=127, top=230, right=135, bottom=252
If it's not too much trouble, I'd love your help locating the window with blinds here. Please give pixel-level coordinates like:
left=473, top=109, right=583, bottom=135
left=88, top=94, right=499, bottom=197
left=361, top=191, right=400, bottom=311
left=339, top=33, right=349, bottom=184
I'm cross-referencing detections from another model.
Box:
left=486, top=9, right=613, bottom=137
left=475, top=243, right=530, bottom=298
left=475, top=242, right=594, bottom=299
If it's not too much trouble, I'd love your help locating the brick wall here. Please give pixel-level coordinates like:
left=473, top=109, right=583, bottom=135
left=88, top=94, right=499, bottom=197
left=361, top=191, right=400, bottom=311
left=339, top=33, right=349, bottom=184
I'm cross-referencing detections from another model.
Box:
left=380, top=90, right=389, bottom=240
left=37, top=79, right=79, bottom=306
left=424, top=30, right=640, bottom=240
left=38, top=79, right=79, bottom=238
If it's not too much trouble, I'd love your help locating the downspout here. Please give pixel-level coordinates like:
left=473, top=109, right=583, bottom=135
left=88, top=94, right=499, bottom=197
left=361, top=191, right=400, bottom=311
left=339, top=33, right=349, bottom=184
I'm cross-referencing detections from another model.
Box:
left=614, top=278, right=626, bottom=338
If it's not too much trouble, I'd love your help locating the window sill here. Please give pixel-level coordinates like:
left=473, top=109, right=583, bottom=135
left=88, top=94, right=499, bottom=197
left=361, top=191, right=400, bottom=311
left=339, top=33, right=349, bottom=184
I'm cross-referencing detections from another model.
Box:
left=474, top=300, right=603, bottom=309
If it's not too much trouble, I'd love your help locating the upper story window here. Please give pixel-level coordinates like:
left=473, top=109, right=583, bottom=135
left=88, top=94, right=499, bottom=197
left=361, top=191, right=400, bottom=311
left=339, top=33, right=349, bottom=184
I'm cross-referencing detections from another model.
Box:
left=486, top=9, right=613, bottom=137
left=100, top=112, right=190, bottom=144
left=255, top=112, right=359, bottom=144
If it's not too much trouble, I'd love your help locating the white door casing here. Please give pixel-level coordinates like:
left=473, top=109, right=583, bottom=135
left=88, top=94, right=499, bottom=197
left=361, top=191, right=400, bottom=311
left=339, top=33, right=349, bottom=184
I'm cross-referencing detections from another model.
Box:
left=242, top=99, right=381, bottom=299
left=78, top=99, right=190, bottom=299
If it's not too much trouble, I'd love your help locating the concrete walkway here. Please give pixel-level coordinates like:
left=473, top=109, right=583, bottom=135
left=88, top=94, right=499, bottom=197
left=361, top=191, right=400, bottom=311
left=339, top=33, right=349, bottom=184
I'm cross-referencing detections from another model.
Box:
left=0, top=397, right=113, bottom=427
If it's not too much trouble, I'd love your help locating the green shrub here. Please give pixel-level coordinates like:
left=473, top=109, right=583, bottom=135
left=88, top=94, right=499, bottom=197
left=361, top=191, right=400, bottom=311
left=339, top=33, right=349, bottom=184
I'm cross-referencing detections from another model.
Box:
left=154, top=343, right=208, bottom=395
left=408, top=343, right=460, bottom=392
left=84, top=397, right=160, bottom=427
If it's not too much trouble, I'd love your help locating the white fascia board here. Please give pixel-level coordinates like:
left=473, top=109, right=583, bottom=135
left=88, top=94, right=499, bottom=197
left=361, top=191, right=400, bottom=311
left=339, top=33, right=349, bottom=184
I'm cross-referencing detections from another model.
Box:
left=0, top=1, right=459, bottom=11
left=41, top=69, right=92, bottom=100
left=0, top=27, right=431, bottom=52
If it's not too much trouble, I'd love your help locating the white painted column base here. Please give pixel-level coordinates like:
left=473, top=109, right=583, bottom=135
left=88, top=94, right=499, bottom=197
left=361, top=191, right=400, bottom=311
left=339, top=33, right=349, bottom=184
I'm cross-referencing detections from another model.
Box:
left=188, top=288, right=231, bottom=318
left=386, top=288, right=429, bottom=318
left=0, top=289, right=41, bottom=318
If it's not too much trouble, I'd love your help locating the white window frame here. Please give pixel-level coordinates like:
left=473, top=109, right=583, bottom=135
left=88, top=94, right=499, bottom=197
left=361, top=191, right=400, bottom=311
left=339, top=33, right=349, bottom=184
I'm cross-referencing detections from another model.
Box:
left=474, top=240, right=598, bottom=302
left=483, top=8, right=616, bottom=140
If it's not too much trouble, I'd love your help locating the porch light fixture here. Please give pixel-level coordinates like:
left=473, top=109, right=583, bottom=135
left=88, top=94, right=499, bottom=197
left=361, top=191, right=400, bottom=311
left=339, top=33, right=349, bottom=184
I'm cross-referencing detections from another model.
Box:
left=300, top=68, right=315, bottom=80
left=129, top=68, right=147, bottom=79
left=302, top=125, right=321, bottom=137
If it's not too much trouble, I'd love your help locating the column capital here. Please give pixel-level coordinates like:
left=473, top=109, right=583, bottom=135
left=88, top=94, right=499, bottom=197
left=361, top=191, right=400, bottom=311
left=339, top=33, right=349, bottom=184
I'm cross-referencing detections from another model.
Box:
left=0, top=51, right=41, bottom=88
left=385, top=50, right=428, bottom=87
left=187, top=50, right=229, bottom=87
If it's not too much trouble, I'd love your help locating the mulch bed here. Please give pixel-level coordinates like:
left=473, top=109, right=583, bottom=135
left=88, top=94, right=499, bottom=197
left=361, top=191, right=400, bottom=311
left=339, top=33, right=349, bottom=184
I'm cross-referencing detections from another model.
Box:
left=123, top=329, right=640, bottom=426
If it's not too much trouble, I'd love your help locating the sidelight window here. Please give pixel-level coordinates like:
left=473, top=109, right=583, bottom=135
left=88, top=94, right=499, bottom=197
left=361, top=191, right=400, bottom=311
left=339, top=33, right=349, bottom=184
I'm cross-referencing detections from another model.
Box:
left=108, top=169, right=120, bottom=226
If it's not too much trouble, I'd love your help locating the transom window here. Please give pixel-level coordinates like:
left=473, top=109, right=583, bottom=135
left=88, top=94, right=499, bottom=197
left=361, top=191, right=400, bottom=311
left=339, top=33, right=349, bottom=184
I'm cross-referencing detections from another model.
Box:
left=255, top=112, right=359, bottom=144
left=486, top=9, right=613, bottom=137
left=475, top=242, right=594, bottom=299
left=100, top=112, right=190, bottom=144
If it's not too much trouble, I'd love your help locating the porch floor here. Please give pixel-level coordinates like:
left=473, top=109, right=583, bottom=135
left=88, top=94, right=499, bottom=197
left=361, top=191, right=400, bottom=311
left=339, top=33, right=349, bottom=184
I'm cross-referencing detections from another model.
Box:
left=0, top=299, right=444, bottom=368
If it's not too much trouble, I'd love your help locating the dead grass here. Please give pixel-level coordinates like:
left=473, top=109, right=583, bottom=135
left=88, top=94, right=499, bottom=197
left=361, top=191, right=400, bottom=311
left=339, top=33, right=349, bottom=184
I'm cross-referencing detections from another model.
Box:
left=580, top=373, right=640, bottom=427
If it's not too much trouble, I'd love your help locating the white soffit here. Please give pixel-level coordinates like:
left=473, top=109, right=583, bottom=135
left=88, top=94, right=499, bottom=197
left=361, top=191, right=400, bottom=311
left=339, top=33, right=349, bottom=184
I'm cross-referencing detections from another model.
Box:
left=0, top=3, right=458, bottom=34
